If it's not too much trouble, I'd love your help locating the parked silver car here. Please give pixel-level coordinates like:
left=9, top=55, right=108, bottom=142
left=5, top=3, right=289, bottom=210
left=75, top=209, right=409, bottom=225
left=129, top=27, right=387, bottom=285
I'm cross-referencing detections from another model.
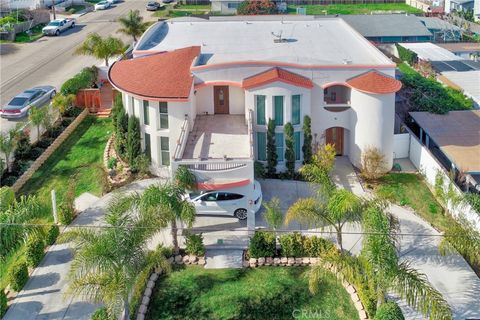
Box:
left=0, top=86, right=56, bottom=119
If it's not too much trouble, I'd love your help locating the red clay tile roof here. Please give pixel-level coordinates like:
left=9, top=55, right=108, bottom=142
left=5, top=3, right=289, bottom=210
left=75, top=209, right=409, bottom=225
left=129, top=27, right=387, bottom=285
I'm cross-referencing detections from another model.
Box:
left=346, top=71, right=402, bottom=94
left=108, top=46, right=200, bottom=100
left=243, top=68, right=313, bottom=90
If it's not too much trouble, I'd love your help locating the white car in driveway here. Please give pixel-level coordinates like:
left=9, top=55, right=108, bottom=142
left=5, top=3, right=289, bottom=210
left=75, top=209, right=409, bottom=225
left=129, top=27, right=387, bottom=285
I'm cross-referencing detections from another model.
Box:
left=42, top=18, right=75, bottom=36
left=94, top=1, right=111, bottom=10
left=187, top=181, right=262, bottom=220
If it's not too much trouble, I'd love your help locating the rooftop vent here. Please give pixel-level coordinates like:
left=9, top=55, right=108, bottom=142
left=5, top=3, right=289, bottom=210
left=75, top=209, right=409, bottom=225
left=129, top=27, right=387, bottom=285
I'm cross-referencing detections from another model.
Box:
left=272, top=31, right=287, bottom=43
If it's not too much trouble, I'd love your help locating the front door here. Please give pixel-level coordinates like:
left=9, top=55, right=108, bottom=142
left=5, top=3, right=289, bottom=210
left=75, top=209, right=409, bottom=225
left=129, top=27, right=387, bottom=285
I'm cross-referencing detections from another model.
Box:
left=213, top=86, right=229, bottom=114
left=325, top=127, right=344, bottom=156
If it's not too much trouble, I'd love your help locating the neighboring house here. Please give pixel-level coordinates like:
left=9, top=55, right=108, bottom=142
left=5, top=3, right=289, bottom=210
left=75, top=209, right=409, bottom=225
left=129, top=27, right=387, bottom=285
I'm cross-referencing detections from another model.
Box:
left=437, top=42, right=480, bottom=60
left=418, top=16, right=462, bottom=41
left=108, top=17, right=401, bottom=188
left=438, top=70, right=480, bottom=108
left=210, top=0, right=242, bottom=14
left=4, top=0, right=64, bottom=10
left=409, top=110, right=480, bottom=190
left=340, top=14, right=433, bottom=43
left=475, top=0, right=480, bottom=21
left=444, top=0, right=474, bottom=13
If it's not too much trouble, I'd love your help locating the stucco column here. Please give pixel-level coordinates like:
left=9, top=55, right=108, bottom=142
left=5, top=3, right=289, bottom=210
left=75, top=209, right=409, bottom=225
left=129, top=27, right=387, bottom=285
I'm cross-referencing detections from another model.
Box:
left=247, top=205, right=255, bottom=236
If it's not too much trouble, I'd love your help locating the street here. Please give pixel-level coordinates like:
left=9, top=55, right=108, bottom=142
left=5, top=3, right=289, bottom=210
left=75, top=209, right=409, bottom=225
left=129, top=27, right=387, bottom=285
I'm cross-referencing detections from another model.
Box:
left=0, top=0, right=153, bottom=134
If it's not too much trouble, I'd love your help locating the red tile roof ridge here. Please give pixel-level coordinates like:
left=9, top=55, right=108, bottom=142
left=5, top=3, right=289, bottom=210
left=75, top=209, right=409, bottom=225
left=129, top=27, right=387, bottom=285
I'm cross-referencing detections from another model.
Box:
left=243, top=67, right=313, bottom=89
left=346, top=70, right=402, bottom=94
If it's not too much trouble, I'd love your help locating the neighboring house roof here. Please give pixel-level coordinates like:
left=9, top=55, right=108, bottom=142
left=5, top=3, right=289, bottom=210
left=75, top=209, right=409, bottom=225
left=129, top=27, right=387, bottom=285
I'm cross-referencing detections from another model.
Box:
left=346, top=71, right=402, bottom=94
left=242, top=68, right=313, bottom=89
left=409, top=110, right=480, bottom=173
left=340, top=14, right=432, bottom=38
left=436, top=42, right=480, bottom=53
left=134, top=18, right=393, bottom=66
left=108, top=46, right=200, bottom=100
left=418, top=17, right=462, bottom=31
left=440, top=70, right=480, bottom=105
left=399, top=42, right=463, bottom=61
left=430, top=60, right=480, bottom=72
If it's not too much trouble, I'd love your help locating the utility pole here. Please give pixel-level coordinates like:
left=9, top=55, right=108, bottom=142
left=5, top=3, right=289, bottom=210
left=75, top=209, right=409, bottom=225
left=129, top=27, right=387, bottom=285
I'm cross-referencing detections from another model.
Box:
left=52, top=0, right=56, bottom=20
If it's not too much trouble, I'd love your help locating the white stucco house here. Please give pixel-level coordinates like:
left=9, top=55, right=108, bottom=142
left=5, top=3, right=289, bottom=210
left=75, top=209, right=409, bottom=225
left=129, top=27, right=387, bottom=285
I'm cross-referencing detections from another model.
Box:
left=108, top=17, right=401, bottom=191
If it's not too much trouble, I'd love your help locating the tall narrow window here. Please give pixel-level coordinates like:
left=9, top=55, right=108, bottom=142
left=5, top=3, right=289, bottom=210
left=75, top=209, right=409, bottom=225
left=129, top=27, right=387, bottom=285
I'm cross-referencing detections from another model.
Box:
left=292, top=95, right=301, bottom=125
left=144, top=133, right=151, bottom=158
left=160, top=136, right=170, bottom=166
left=159, top=102, right=168, bottom=129
left=275, top=132, right=284, bottom=161
left=143, top=100, right=150, bottom=125
left=256, top=95, right=266, bottom=125
left=274, top=96, right=284, bottom=126
left=257, top=132, right=266, bottom=161
left=130, top=97, right=135, bottom=116
left=294, top=131, right=301, bottom=161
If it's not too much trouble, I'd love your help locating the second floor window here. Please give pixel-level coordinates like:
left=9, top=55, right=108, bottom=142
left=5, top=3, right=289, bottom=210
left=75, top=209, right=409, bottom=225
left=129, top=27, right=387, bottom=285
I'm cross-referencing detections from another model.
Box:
left=292, top=95, right=301, bottom=125
left=159, top=102, right=168, bottom=129
left=274, top=96, right=284, bottom=126
left=256, top=95, right=266, bottom=125
left=143, top=100, right=149, bottom=125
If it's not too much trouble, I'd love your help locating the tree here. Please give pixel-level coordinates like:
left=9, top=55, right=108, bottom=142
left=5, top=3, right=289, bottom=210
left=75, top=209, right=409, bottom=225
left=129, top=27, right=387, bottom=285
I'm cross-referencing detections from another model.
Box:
left=115, top=108, right=129, bottom=160
left=51, top=93, right=76, bottom=122
left=111, top=92, right=123, bottom=126
left=302, top=115, right=313, bottom=164
left=74, top=33, right=125, bottom=67
left=0, top=128, right=18, bottom=172
left=266, top=118, right=277, bottom=176
left=58, top=195, right=171, bottom=320
left=284, top=122, right=295, bottom=179
left=139, top=182, right=196, bottom=254
left=299, top=143, right=336, bottom=196
left=263, top=197, right=283, bottom=232
left=438, top=218, right=480, bottom=268
left=126, top=115, right=141, bottom=168
left=117, top=9, right=148, bottom=43
left=29, top=107, right=47, bottom=141
left=286, top=188, right=362, bottom=250
left=237, top=0, right=276, bottom=15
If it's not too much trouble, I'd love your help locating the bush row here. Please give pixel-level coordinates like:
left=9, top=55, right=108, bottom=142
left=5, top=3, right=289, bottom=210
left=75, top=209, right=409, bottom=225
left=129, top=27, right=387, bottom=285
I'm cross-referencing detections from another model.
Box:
left=60, top=67, right=98, bottom=96
left=248, top=231, right=335, bottom=258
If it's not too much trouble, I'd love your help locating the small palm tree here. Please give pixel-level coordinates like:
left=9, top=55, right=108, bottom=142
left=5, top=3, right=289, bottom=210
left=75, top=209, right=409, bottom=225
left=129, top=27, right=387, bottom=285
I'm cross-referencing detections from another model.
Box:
left=59, top=194, right=171, bottom=320
left=286, top=188, right=363, bottom=250
left=28, top=107, right=47, bottom=141
left=263, top=197, right=283, bottom=236
left=51, top=93, right=76, bottom=122
left=74, top=33, right=125, bottom=67
left=0, top=128, right=18, bottom=173
left=117, top=10, right=148, bottom=43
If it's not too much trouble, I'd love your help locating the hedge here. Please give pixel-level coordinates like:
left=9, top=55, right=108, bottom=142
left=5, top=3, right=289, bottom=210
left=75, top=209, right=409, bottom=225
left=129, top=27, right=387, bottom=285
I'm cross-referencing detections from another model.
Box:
left=60, top=67, right=97, bottom=95
left=374, top=301, right=404, bottom=320
left=396, top=44, right=417, bottom=65
left=25, top=235, right=46, bottom=268
left=248, top=231, right=276, bottom=258
left=0, top=288, right=7, bottom=318
left=91, top=307, right=111, bottom=320
left=46, top=225, right=60, bottom=246
left=185, top=233, right=205, bottom=256
left=8, top=262, right=29, bottom=292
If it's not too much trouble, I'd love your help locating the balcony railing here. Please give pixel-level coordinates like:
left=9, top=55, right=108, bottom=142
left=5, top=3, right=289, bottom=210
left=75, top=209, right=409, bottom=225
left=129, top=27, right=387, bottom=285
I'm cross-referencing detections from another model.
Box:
left=173, top=115, right=189, bottom=161
left=247, top=109, right=254, bottom=159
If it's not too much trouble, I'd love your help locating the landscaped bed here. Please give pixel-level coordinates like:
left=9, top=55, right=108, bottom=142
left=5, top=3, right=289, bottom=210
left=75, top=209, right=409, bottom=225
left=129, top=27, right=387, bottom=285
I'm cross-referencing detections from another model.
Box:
left=147, top=266, right=359, bottom=320
left=287, top=3, right=422, bottom=15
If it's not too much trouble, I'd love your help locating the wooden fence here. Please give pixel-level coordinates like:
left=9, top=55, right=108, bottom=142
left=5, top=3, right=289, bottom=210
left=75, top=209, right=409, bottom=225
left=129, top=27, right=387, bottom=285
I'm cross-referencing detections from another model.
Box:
left=76, top=89, right=101, bottom=113
left=11, top=109, right=89, bottom=193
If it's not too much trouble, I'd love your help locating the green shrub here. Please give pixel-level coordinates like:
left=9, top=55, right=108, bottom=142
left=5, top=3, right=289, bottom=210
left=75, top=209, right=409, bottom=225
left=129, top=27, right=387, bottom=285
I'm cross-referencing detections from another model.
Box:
left=254, top=161, right=265, bottom=179
left=46, top=225, right=60, bottom=245
left=374, top=301, right=404, bottom=320
left=107, top=157, right=117, bottom=170
left=279, top=232, right=305, bottom=257
left=248, top=231, right=276, bottom=258
left=60, top=67, right=97, bottom=95
left=13, top=131, right=31, bottom=160
left=0, top=288, right=7, bottom=318
left=396, top=44, right=417, bottom=64
left=126, top=115, right=141, bottom=169
left=464, top=192, right=480, bottom=214
left=185, top=233, right=205, bottom=256
left=8, top=261, right=29, bottom=292
left=91, top=307, right=111, bottom=320
left=303, top=236, right=335, bottom=257
left=58, top=203, right=74, bottom=225
left=135, top=154, right=151, bottom=177
left=129, top=266, right=152, bottom=320
left=25, top=235, right=46, bottom=267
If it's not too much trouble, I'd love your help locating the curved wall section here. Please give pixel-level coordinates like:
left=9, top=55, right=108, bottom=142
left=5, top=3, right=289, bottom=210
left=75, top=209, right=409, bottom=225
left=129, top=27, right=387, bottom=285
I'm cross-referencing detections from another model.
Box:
left=349, top=89, right=395, bottom=169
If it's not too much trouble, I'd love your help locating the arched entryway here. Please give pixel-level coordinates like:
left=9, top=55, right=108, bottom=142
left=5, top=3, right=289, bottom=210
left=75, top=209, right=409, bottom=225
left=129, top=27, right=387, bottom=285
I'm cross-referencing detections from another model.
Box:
left=325, top=127, right=345, bottom=156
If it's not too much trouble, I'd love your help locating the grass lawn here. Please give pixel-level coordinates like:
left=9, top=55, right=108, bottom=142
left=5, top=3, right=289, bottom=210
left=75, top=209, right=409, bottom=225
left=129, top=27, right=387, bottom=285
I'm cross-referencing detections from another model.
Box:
left=65, top=4, right=86, bottom=13
left=287, top=3, right=422, bottom=15
left=375, top=173, right=452, bottom=231
left=147, top=266, right=359, bottom=320
left=14, top=24, right=45, bottom=43
left=19, top=116, right=112, bottom=205
left=0, top=117, right=111, bottom=288
left=152, top=4, right=210, bottom=18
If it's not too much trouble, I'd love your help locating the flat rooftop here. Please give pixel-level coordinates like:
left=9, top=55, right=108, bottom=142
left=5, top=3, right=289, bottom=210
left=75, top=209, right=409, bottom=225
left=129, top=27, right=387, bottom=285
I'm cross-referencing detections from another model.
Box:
left=410, top=110, right=480, bottom=173
left=136, top=18, right=393, bottom=66
left=182, top=115, right=250, bottom=160
left=399, top=42, right=463, bottom=61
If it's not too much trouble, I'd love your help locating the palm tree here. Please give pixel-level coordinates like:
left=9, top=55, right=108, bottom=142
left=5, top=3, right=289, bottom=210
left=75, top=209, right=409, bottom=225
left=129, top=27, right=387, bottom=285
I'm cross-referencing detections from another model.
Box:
left=286, top=188, right=363, bottom=250
left=28, top=107, right=47, bottom=141
left=51, top=93, right=76, bottom=122
left=263, top=197, right=283, bottom=236
left=0, top=128, right=18, bottom=172
left=74, top=33, right=125, bottom=67
left=308, top=203, right=452, bottom=319
left=58, top=194, right=171, bottom=320
left=438, top=218, right=480, bottom=267
left=117, top=10, right=148, bottom=43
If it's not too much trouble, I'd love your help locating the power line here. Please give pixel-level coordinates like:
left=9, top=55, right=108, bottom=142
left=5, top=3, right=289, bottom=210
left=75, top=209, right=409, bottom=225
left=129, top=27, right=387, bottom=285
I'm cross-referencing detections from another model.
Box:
left=0, top=222, right=463, bottom=238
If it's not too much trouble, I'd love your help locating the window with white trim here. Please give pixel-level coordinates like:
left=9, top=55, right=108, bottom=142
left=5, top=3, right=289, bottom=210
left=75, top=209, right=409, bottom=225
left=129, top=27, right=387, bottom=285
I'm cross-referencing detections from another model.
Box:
left=159, top=102, right=168, bottom=129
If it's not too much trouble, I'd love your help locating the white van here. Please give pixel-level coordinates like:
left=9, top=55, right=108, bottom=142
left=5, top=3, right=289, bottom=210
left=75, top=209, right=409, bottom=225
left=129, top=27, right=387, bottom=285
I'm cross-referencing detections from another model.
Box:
left=187, top=180, right=262, bottom=220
